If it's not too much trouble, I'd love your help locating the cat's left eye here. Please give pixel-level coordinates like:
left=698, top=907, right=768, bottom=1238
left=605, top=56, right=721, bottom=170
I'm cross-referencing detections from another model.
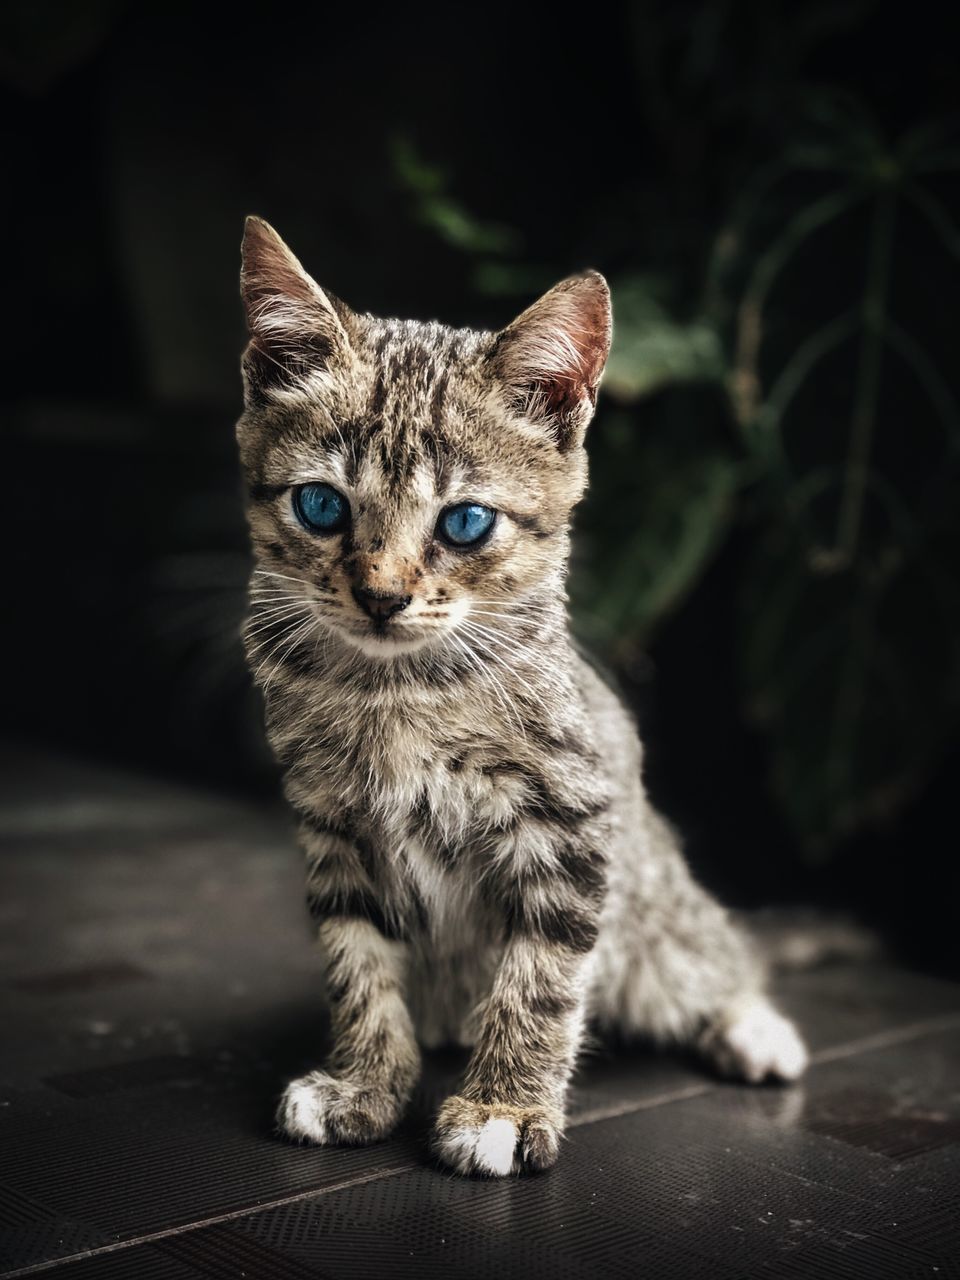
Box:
left=437, top=503, right=497, bottom=548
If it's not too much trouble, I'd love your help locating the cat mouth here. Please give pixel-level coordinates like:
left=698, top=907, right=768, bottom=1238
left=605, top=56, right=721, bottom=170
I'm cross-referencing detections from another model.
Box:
left=330, top=615, right=443, bottom=658
left=309, top=599, right=464, bottom=659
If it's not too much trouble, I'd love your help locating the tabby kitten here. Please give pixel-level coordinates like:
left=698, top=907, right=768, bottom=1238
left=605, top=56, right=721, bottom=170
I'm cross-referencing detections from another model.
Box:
left=237, top=217, right=807, bottom=1178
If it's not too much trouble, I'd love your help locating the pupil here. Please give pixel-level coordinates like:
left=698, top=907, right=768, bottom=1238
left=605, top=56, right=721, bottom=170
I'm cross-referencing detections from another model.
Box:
left=443, top=503, right=491, bottom=544
left=297, top=484, right=345, bottom=531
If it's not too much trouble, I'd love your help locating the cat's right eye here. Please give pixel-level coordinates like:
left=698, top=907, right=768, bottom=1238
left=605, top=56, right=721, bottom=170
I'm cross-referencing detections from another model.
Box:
left=293, top=483, right=350, bottom=534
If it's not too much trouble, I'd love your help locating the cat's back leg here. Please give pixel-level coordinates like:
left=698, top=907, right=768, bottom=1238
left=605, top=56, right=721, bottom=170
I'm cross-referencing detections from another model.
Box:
left=590, top=797, right=808, bottom=1083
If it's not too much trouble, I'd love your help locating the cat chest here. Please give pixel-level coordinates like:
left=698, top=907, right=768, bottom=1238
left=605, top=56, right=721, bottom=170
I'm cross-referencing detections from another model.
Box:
left=301, top=704, right=529, bottom=837
left=284, top=700, right=597, bottom=914
left=358, top=755, right=530, bottom=859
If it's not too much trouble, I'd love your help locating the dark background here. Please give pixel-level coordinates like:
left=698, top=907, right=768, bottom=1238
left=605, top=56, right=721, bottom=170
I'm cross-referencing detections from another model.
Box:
left=4, top=1, right=959, bottom=971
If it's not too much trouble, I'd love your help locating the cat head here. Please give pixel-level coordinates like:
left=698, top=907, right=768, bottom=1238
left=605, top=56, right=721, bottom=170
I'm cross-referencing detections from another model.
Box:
left=237, top=216, right=611, bottom=661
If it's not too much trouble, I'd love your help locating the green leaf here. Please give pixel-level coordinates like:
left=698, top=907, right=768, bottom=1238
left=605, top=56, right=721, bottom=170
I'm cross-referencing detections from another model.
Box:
left=738, top=525, right=960, bottom=856
left=572, top=408, right=740, bottom=651
left=390, top=136, right=521, bottom=255
left=604, top=276, right=726, bottom=401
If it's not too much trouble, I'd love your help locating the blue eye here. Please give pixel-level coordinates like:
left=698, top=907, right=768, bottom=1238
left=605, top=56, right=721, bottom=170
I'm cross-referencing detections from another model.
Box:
left=438, top=503, right=496, bottom=547
left=293, top=483, right=349, bottom=533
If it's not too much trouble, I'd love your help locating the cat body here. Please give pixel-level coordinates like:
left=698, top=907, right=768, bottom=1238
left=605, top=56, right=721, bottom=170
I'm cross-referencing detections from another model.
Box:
left=237, top=218, right=807, bottom=1177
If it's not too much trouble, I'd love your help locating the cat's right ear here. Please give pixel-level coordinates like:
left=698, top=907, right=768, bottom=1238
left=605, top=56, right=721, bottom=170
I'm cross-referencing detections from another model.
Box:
left=240, top=216, right=352, bottom=402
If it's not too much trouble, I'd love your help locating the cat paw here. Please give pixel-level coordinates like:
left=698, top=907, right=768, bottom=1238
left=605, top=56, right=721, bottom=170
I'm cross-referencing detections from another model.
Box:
left=431, top=1095, right=562, bottom=1177
left=701, top=997, right=809, bottom=1084
left=277, top=1071, right=402, bottom=1146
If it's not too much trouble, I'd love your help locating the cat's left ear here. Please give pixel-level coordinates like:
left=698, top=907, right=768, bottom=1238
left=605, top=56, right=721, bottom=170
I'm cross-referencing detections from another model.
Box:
left=491, top=271, right=612, bottom=451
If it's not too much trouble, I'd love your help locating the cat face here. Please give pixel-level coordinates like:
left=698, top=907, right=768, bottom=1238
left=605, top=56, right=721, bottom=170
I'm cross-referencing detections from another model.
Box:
left=236, top=217, right=611, bottom=661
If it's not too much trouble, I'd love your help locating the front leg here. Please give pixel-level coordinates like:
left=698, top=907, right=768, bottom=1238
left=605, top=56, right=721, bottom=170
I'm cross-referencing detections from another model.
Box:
left=278, top=822, right=420, bottom=1146
left=432, top=833, right=605, bottom=1176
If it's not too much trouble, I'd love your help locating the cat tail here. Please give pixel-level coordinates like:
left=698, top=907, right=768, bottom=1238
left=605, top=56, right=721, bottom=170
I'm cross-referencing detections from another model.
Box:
left=737, top=907, right=883, bottom=971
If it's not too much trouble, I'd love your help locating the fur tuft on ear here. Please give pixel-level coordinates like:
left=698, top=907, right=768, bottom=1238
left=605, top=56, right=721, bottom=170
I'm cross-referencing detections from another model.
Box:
left=491, top=271, right=612, bottom=450
left=239, top=216, right=352, bottom=401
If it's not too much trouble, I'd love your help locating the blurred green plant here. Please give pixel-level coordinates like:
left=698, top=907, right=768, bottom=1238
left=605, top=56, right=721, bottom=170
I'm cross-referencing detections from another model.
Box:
left=394, top=23, right=960, bottom=857
left=390, top=137, right=522, bottom=257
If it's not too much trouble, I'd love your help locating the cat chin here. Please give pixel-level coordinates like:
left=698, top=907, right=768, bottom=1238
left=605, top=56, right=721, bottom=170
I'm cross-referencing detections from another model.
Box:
left=333, top=626, right=440, bottom=661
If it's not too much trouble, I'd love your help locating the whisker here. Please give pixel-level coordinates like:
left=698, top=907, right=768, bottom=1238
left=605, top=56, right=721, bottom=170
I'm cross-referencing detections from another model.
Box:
left=244, top=608, right=312, bottom=641
left=458, top=624, right=538, bottom=702
left=246, top=614, right=311, bottom=665
left=450, top=630, right=527, bottom=741
left=248, top=593, right=302, bottom=603
left=253, top=569, right=316, bottom=589
left=246, top=596, right=311, bottom=616
left=246, top=600, right=311, bottom=617
left=249, top=591, right=305, bottom=603
left=458, top=619, right=527, bottom=665
left=259, top=616, right=318, bottom=694
left=468, top=597, right=555, bottom=610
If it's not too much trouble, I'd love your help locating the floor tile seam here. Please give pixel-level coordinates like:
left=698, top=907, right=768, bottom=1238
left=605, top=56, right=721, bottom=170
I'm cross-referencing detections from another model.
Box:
left=0, top=1164, right=416, bottom=1279
left=5, top=1008, right=960, bottom=1278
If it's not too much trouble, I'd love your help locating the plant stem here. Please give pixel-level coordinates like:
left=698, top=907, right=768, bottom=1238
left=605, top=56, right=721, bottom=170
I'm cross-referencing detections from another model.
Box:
left=731, top=187, right=861, bottom=433
left=835, top=183, right=898, bottom=559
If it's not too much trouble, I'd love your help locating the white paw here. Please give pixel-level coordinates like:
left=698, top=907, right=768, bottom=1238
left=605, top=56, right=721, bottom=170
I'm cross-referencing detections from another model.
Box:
left=472, top=1117, right=518, bottom=1176
left=703, top=997, right=809, bottom=1083
left=432, top=1096, right=561, bottom=1177
left=277, top=1070, right=401, bottom=1145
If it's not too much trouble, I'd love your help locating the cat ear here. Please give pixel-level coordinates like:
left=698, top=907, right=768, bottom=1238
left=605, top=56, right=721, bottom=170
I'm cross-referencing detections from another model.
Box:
left=240, top=216, right=352, bottom=400
left=491, top=271, right=612, bottom=450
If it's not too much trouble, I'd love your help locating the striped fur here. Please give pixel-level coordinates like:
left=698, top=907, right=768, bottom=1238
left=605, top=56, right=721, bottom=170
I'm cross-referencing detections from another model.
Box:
left=237, top=218, right=807, bottom=1177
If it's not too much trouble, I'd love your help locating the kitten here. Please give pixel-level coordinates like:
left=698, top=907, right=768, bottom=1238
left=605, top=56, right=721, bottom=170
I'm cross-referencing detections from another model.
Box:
left=236, top=217, right=808, bottom=1177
